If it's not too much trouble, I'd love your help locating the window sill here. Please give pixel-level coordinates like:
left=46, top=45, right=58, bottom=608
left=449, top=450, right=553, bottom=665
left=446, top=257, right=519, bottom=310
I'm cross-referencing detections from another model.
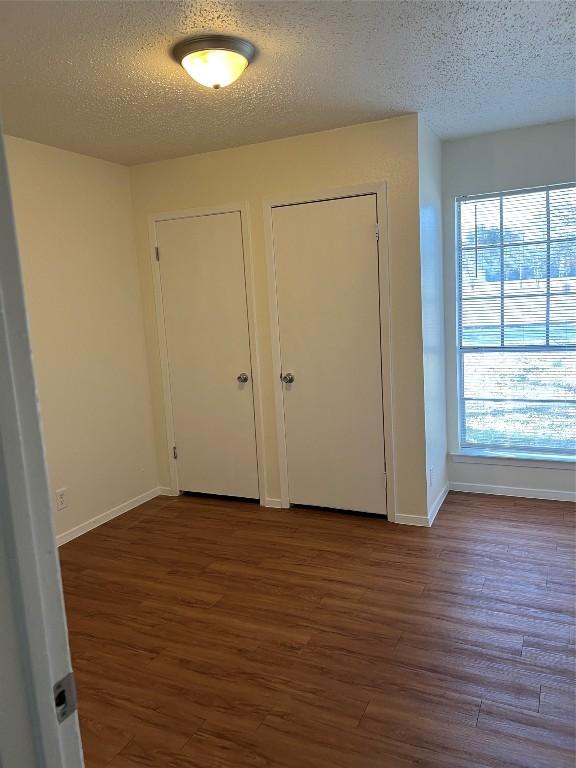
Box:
left=450, top=450, right=575, bottom=471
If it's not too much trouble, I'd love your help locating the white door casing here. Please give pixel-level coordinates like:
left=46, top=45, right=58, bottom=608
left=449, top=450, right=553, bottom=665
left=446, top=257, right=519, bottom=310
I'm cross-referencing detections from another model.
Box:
left=271, top=193, right=388, bottom=515
left=156, top=211, right=259, bottom=498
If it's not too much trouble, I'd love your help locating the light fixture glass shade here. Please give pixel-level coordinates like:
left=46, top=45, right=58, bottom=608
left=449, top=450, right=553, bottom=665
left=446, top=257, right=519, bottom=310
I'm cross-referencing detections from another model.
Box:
left=181, top=49, right=249, bottom=89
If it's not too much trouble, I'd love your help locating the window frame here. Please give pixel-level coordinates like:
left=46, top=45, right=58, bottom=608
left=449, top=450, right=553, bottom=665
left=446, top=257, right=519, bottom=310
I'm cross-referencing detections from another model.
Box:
left=455, top=182, right=576, bottom=459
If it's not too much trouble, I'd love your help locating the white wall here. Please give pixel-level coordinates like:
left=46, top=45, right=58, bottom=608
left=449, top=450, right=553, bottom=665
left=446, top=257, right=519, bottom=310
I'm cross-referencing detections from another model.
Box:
left=443, top=120, right=576, bottom=500
left=130, top=116, right=431, bottom=523
left=5, top=136, right=159, bottom=539
left=418, top=119, right=448, bottom=520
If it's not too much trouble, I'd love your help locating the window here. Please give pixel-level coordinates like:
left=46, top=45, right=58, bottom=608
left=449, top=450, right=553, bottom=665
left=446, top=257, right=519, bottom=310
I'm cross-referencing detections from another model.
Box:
left=456, top=183, right=576, bottom=456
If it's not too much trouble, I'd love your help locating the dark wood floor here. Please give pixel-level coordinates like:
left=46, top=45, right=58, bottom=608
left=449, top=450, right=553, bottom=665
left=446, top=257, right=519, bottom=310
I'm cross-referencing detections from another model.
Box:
left=59, top=492, right=575, bottom=768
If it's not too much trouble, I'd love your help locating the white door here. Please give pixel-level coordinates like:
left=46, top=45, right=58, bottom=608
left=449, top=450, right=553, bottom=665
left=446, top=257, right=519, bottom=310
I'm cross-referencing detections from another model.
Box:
left=272, top=194, right=387, bottom=515
left=156, top=212, right=259, bottom=498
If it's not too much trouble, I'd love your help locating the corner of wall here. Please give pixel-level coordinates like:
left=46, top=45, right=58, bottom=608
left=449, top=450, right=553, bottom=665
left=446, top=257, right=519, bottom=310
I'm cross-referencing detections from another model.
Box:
left=5, top=136, right=160, bottom=538
left=417, top=118, right=449, bottom=523
left=127, top=165, right=173, bottom=491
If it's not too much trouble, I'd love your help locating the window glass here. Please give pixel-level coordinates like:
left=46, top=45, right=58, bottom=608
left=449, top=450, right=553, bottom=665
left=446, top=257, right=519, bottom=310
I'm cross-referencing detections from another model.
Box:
left=456, top=184, right=576, bottom=455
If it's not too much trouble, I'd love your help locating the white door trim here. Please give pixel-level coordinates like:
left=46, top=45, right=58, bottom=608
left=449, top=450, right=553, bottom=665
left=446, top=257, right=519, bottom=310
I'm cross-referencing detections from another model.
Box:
left=149, top=204, right=267, bottom=504
left=263, top=182, right=397, bottom=522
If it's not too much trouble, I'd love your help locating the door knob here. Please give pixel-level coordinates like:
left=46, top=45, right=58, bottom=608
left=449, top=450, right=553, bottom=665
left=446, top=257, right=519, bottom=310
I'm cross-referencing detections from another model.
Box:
left=237, top=373, right=249, bottom=384
left=281, top=373, right=295, bottom=384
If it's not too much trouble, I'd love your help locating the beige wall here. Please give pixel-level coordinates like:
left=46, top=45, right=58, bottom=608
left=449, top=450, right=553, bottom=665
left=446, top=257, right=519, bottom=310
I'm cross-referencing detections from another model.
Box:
left=130, top=115, right=429, bottom=520
left=5, top=136, right=158, bottom=537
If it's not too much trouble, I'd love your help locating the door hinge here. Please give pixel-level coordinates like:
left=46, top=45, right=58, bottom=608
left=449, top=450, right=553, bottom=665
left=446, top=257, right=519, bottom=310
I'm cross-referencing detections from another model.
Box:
left=53, top=672, right=77, bottom=724
left=375, top=224, right=380, bottom=241
left=173, top=446, right=178, bottom=460
left=155, top=246, right=160, bottom=262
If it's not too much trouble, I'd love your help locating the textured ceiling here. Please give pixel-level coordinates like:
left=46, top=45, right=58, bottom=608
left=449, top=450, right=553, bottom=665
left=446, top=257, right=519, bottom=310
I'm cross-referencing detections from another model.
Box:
left=0, top=1, right=573, bottom=165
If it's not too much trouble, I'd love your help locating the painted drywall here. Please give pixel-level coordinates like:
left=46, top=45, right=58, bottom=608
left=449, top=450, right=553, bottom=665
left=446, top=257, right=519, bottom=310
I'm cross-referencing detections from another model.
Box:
left=130, top=115, right=429, bottom=521
left=5, top=136, right=158, bottom=537
left=443, top=120, right=576, bottom=499
left=418, top=119, right=448, bottom=519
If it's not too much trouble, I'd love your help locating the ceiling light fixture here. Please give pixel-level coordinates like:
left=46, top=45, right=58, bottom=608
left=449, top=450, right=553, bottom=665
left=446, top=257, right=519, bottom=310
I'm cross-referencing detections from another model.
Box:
left=173, top=35, right=256, bottom=90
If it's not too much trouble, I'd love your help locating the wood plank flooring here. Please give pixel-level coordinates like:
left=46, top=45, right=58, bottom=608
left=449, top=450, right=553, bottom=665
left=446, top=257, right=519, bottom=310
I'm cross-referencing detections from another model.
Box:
left=59, top=491, right=576, bottom=768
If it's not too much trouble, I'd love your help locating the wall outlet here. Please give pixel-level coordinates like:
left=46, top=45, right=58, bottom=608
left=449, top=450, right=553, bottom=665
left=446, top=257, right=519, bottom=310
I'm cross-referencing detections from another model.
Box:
left=55, top=488, right=68, bottom=512
left=427, top=467, right=433, bottom=489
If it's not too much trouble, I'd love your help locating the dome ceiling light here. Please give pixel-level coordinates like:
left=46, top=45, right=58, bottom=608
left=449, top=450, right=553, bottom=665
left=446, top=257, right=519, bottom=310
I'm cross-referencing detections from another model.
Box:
left=173, top=35, right=256, bottom=89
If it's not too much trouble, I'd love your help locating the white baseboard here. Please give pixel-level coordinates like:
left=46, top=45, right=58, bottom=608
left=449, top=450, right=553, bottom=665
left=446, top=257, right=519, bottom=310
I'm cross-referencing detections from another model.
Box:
left=261, top=497, right=283, bottom=508
left=394, top=483, right=449, bottom=528
left=157, top=486, right=179, bottom=496
left=428, top=483, right=449, bottom=524
left=393, top=513, right=431, bottom=527
left=449, top=482, right=576, bottom=503
left=56, top=487, right=165, bottom=546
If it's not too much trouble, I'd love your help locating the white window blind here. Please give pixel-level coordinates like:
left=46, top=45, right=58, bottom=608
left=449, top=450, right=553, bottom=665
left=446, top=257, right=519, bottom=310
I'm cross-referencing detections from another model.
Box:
left=456, top=183, right=576, bottom=455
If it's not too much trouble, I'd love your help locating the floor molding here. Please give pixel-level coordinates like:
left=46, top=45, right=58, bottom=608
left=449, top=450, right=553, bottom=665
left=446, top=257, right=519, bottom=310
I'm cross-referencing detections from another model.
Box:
left=56, top=487, right=165, bottom=547
left=428, top=483, right=449, bottom=525
left=394, top=512, right=431, bottom=527
left=394, top=483, right=449, bottom=528
left=157, top=486, right=179, bottom=497
left=261, top=497, right=283, bottom=508
left=449, top=482, right=576, bottom=503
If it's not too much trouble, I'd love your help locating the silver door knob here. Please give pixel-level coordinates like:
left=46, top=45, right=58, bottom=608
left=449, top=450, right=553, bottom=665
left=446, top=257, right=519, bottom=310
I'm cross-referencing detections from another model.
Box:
left=281, top=373, right=295, bottom=384
left=237, top=373, right=249, bottom=384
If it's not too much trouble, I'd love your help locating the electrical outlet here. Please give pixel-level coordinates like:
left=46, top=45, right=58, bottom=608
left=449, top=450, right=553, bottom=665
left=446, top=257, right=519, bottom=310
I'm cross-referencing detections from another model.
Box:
left=427, top=467, right=434, bottom=489
left=55, top=488, right=68, bottom=512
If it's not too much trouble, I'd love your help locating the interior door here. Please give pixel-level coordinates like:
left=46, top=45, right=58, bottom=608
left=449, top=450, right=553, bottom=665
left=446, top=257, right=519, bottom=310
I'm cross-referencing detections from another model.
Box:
left=156, top=211, right=258, bottom=498
left=272, top=194, right=387, bottom=514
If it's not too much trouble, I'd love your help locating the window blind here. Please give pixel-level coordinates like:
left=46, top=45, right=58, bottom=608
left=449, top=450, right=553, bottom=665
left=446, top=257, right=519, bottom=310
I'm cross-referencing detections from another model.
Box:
left=456, top=183, right=576, bottom=455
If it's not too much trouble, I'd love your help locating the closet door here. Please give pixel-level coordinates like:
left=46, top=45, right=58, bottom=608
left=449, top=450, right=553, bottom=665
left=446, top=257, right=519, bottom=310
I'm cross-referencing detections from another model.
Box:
left=272, top=194, right=387, bottom=514
left=156, top=212, right=258, bottom=498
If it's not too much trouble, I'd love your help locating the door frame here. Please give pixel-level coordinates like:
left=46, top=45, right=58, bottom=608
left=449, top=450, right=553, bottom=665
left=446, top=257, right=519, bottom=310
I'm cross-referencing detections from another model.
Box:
left=263, top=182, right=397, bottom=522
left=148, top=204, right=266, bottom=503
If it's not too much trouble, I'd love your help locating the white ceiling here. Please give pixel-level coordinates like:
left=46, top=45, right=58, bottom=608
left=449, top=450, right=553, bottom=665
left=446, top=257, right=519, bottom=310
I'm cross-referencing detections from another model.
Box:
left=0, top=1, right=573, bottom=165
